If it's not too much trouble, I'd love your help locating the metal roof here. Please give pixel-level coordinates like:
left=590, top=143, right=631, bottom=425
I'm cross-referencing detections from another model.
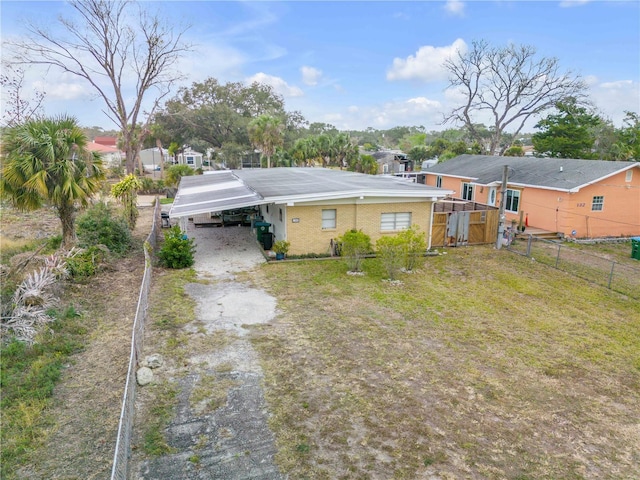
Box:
left=426, top=155, right=638, bottom=192
left=169, top=168, right=452, bottom=218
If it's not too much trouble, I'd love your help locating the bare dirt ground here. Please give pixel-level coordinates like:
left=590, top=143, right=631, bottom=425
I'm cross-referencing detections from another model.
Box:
left=11, top=205, right=155, bottom=480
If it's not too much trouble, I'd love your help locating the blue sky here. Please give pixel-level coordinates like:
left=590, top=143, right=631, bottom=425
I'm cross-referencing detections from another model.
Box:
left=1, top=1, right=639, bottom=132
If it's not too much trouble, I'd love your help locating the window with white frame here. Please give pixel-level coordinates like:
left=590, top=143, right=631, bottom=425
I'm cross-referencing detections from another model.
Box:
left=462, top=182, right=474, bottom=201
left=381, top=212, right=412, bottom=231
left=322, top=209, right=336, bottom=229
left=436, top=176, right=442, bottom=188
left=505, top=189, right=520, bottom=213
left=626, top=170, right=633, bottom=182
left=592, top=196, right=604, bottom=211
left=186, top=155, right=195, bottom=165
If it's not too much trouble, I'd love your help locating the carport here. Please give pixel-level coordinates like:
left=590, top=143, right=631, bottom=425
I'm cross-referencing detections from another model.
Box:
left=169, top=171, right=266, bottom=228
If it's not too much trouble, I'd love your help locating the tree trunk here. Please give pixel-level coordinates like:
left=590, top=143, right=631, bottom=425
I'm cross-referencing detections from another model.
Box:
left=58, top=203, right=77, bottom=249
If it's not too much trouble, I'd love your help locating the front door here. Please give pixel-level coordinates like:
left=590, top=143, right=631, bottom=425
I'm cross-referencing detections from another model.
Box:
left=488, top=187, right=497, bottom=206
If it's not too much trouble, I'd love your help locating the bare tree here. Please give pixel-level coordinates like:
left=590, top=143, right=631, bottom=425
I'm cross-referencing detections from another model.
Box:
left=8, top=0, right=191, bottom=173
left=0, top=64, right=46, bottom=126
left=443, top=40, right=587, bottom=155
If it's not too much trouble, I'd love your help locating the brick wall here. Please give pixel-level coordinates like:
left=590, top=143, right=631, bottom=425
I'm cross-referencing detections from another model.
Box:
left=286, top=200, right=432, bottom=255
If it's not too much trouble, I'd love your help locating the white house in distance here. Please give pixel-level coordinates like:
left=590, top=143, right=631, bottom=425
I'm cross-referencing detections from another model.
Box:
left=139, top=147, right=170, bottom=172
left=177, top=149, right=204, bottom=169
left=86, top=141, right=122, bottom=168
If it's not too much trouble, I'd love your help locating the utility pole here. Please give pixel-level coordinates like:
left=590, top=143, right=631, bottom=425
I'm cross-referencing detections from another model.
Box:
left=496, top=165, right=509, bottom=249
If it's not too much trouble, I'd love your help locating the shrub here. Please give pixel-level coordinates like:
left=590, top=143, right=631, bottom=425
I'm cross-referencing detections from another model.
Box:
left=158, top=226, right=196, bottom=269
left=77, top=202, right=131, bottom=255
left=338, top=230, right=372, bottom=272
left=65, top=246, right=107, bottom=279
left=376, top=235, right=404, bottom=280
left=397, top=225, right=427, bottom=271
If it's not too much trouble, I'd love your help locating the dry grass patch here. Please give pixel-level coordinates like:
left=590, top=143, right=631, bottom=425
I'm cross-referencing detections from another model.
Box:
left=250, top=246, right=640, bottom=479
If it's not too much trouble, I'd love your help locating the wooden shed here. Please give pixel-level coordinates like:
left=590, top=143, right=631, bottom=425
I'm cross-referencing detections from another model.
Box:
left=432, top=199, right=498, bottom=247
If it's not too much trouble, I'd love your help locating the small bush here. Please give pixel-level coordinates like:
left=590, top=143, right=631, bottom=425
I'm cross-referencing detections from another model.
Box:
left=376, top=235, right=404, bottom=280
left=397, top=225, right=427, bottom=271
left=66, top=246, right=107, bottom=279
left=158, top=226, right=196, bottom=269
left=77, top=202, right=131, bottom=255
left=338, top=230, right=372, bottom=272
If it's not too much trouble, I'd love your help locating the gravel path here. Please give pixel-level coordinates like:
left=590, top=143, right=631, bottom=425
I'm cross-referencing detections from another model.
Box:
left=133, top=224, right=284, bottom=480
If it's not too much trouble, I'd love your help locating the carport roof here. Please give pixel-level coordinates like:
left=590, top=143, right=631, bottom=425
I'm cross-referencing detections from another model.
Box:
left=170, top=168, right=452, bottom=218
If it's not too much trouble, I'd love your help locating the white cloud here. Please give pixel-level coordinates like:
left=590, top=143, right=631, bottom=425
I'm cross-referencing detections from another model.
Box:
left=322, top=96, right=443, bottom=131
left=245, top=72, right=304, bottom=98
left=444, top=0, right=465, bottom=17
left=301, top=66, right=322, bottom=86
left=591, top=79, right=639, bottom=125
left=387, top=38, right=467, bottom=82
left=559, top=0, right=592, bottom=8
left=32, top=79, right=90, bottom=101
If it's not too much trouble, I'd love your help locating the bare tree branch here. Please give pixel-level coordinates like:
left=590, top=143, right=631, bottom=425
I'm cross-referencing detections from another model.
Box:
left=443, top=40, right=587, bottom=155
left=6, top=0, right=192, bottom=173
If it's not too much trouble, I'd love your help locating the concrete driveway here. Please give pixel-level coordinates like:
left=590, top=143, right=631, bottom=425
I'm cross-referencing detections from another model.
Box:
left=134, top=224, right=284, bottom=480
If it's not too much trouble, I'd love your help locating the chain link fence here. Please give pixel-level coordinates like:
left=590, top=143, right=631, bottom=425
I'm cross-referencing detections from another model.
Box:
left=507, top=235, right=640, bottom=299
left=111, top=200, right=160, bottom=480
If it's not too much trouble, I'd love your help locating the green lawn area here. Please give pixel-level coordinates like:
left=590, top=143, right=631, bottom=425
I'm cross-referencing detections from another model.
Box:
left=249, top=246, right=640, bottom=479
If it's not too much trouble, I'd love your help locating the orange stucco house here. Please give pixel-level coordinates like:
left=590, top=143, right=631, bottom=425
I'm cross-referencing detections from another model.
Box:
left=423, top=155, right=640, bottom=239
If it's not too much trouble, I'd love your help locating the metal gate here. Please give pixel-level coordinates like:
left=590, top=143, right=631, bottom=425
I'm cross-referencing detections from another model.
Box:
left=445, top=211, right=470, bottom=247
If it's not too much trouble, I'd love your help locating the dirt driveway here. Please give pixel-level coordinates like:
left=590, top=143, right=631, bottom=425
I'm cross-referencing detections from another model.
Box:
left=131, top=224, right=284, bottom=479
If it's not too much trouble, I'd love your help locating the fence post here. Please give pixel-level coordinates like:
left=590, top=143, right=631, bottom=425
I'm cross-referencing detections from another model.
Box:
left=608, top=261, right=616, bottom=289
left=555, top=243, right=561, bottom=268
left=526, top=235, right=533, bottom=257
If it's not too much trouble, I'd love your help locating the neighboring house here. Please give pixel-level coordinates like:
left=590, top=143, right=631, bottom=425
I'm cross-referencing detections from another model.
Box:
left=86, top=141, right=123, bottom=168
left=177, top=149, right=204, bottom=169
left=93, top=136, right=118, bottom=148
left=370, top=150, right=414, bottom=175
left=170, top=168, right=453, bottom=255
left=424, top=154, right=640, bottom=239
left=139, top=147, right=170, bottom=172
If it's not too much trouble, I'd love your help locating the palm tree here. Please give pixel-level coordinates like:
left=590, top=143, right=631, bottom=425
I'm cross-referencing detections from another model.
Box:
left=248, top=115, right=284, bottom=168
left=1, top=115, right=105, bottom=247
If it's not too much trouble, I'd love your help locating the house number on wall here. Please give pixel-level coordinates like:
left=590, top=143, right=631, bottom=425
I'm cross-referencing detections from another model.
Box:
left=577, top=203, right=586, bottom=207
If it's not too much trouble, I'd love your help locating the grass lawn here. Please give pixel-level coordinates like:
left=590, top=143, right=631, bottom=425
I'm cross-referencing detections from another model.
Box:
left=249, top=246, right=640, bottom=479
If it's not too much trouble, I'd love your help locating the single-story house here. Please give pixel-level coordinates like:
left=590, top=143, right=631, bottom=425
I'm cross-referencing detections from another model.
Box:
left=139, top=147, right=171, bottom=172
left=177, top=149, right=204, bottom=169
left=86, top=141, right=122, bottom=168
left=169, top=168, right=453, bottom=255
left=423, top=154, right=640, bottom=239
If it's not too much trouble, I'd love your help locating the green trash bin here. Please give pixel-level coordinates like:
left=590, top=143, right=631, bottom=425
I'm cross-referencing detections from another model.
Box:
left=255, top=222, right=271, bottom=243
left=632, top=237, right=640, bottom=260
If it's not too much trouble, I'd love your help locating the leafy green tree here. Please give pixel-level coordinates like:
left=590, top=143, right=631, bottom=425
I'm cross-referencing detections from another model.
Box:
left=0, top=115, right=104, bottom=247
left=348, top=154, right=378, bottom=175
left=248, top=115, right=284, bottom=168
left=532, top=98, right=600, bottom=158
left=165, top=164, right=195, bottom=187
left=616, top=111, right=640, bottom=161
left=408, top=145, right=430, bottom=162
left=154, top=78, right=293, bottom=153
left=504, top=145, right=525, bottom=157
